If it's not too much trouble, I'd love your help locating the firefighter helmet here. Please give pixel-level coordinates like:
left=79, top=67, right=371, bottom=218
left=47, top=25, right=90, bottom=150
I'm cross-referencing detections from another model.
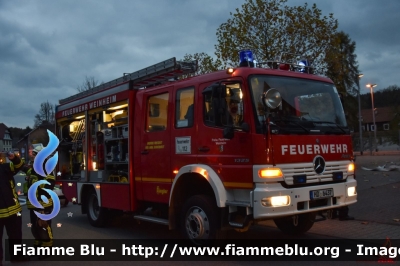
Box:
left=32, top=146, right=43, bottom=155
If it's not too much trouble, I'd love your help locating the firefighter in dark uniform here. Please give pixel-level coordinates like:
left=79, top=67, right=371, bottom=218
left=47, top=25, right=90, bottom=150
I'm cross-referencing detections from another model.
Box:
left=0, top=151, right=27, bottom=263
left=22, top=146, right=55, bottom=250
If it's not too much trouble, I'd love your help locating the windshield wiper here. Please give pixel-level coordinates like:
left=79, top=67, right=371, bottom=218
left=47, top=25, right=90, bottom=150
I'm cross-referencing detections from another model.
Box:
left=312, top=121, right=347, bottom=134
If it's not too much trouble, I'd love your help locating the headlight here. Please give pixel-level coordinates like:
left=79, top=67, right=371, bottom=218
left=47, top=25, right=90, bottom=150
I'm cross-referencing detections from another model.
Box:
left=261, top=196, right=290, bottom=207
left=347, top=186, right=357, bottom=196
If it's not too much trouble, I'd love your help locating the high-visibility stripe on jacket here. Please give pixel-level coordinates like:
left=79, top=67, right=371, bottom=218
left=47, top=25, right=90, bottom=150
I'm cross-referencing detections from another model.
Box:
left=10, top=160, right=23, bottom=172
left=0, top=180, right=22, bottom=218
left=0, top=156, right=23, bottom=218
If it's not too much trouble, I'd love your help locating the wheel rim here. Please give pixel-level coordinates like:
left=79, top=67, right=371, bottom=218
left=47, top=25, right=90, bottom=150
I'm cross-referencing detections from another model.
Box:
left=88, top=194, right=99, bottom=220
left=185, top=206, right=210, bottom=239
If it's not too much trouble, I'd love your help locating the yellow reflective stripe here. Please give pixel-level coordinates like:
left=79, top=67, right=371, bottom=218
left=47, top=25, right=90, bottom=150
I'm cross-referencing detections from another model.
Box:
left=27, top=169, right=32, bottom=175
left=0, top=203, right=21, bottom=213
left=0, top=204, right=22, bottom=218
left=46, top=227, right=53, bottom=241
left=141, top=177, right=171, bottom=183
left=10, top=162, right=14, bottom=172
left=41, top=240, right=53, bottom=247
left=223, top=182, right=253, bottom=189
left=46, top=175, right=55, bottom=180
left=27, top=199, right=53, bottom=209
left=12, top=187, right=18, bottom=199
left=41, top=241, right=53, bottom=247
left=14, top=160, right=23, bottom=168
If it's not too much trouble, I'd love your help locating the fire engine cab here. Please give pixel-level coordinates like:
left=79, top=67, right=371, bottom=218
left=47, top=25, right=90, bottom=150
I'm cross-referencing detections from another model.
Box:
left=55, top=51, right=357, bottom=243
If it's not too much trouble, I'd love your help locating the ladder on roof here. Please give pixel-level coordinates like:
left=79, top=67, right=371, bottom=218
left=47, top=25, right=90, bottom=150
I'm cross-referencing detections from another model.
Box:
left=59, top=58, right=198, bottom=104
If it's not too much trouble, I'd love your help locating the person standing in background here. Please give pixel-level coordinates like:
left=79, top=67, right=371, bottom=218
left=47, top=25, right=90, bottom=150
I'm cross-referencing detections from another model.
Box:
left=0, top=151, right=29, bottom=263
left=21, top=146, right=55, bottom=253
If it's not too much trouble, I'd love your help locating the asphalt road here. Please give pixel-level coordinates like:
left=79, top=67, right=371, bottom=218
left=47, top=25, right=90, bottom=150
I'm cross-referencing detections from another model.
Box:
left=2, top=154, right=399, bottom=265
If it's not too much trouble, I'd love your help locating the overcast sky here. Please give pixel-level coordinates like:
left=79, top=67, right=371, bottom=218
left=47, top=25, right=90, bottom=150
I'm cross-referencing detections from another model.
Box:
left=1, top=0, right=399, bottom=129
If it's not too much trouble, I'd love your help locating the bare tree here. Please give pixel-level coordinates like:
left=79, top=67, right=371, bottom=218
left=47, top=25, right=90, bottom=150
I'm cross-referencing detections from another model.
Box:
left=77, top=76, right=100, bottom=92
left=34, top=101, right=55, bottom=127
left=181, top=52, right=222, bottom=76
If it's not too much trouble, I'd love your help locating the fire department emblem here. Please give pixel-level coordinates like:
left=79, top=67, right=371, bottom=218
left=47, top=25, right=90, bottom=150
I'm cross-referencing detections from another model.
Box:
left=313, top=155, right=326, bottom=175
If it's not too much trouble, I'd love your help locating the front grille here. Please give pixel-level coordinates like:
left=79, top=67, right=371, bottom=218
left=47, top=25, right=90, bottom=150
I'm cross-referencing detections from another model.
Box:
left=277, top=161, right=349, bottom=185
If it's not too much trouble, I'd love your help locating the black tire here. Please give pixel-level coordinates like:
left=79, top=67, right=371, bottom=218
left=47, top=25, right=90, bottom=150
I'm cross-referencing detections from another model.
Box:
left=273, top=212, right=316, bottom=235
left=86, top=190, right=109, bottom=227
left=181, top=195, right=223, bottom=245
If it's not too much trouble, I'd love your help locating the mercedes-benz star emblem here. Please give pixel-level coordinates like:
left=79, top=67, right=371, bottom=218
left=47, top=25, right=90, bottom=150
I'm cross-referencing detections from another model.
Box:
left=313, top=155, right=326, bottom=174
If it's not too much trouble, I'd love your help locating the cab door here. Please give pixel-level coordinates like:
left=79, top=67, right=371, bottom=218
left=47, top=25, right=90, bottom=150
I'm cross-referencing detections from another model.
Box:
left=140, top=88, right=172, bottom=203
left=170, top=86, right=198, bottom=174
left=196, top=80, right=254, bottom=189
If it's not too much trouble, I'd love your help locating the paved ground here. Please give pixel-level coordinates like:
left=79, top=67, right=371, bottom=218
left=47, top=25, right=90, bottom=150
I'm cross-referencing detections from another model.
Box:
left=2, top=154, right=400, bottom=265
left=262, top=154, right=400, bottom=239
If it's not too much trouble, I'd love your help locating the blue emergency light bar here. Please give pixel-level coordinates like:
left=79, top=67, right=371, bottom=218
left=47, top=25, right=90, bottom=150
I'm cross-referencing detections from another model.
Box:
left=239, top=50, right=254, bottom=67
left=297, top=59, right=311, bottom=73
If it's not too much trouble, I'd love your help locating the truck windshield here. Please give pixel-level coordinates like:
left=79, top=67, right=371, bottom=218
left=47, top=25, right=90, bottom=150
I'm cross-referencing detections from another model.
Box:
left=249, top=75, right=349, bottom=135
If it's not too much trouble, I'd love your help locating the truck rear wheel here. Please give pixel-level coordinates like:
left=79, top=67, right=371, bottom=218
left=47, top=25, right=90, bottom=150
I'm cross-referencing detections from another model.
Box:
left=273, top=212, right=316, bottom=235
left=181, top=195, right=222, bottom=245
left=86, top=190, right=108, bottom=227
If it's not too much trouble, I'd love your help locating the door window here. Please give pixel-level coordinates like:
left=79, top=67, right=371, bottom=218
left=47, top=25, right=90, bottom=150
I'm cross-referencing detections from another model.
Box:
left=203, top=83, right=244, bottom=128
left=146, top=92, right=169, bottom=132
left=175, top=87, right=194, bottom=128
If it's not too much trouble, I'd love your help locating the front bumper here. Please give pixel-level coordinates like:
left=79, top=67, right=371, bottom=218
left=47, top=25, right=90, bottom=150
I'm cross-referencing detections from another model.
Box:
left=252, top=179, right=357, bottom=220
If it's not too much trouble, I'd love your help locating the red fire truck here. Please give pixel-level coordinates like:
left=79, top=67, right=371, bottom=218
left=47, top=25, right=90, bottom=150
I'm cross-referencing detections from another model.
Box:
left=55, top=51, right=357, bottom=242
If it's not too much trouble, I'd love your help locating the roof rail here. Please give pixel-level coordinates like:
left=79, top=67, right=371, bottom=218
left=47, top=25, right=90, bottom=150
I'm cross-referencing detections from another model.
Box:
left=258, top=52, right=314, bottom=74
left=59, top=57, right=197, bottom=104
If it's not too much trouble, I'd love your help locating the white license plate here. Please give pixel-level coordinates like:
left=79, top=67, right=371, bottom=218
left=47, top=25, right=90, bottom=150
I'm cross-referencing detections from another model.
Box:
left=310, top=188, right=333, bottom=200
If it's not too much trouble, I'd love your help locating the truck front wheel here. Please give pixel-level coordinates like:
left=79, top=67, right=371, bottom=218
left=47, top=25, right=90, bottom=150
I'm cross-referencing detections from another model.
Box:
left=181, top=195, right=222, bottom=245
left=273, top=212, right=316, bottom=235
left=86, top=190, right=108, bottom=227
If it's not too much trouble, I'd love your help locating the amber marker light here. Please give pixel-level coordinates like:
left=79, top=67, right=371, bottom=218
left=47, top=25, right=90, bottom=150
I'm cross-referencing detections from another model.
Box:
left=348, top=163, right=355, bottom=172
left=259, top=168, right=283, bottom=178
left=173, top=170, right=179, bottom=175
left=226, top=68, right=235, bottom=74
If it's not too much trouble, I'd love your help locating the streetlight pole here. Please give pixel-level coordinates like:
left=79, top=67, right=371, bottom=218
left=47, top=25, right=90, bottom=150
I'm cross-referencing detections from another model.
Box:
left=398, top=122, right=400, bottom=150
left=356, top=74, right=363, bottom=155
left=366, top=83, right=378, bottom=153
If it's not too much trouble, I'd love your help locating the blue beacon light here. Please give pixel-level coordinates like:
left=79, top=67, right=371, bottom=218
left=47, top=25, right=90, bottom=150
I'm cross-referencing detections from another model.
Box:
left=297, top=59, right=310, bottom=73
left=239, top=50, right=254, bottom=67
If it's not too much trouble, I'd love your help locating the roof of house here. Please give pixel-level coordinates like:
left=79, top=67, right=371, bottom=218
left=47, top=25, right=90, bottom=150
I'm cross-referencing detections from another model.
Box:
left=16, top=122, right=54, bottom=144
left=0, top=123, right=9, bottom=140
left=361, top=106, right=398, bottom=124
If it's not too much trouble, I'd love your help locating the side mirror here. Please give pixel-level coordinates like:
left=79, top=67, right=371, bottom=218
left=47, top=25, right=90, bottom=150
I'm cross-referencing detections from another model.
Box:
left=223, top=127, right=234, bottom=139
left=241, top=122, right=250, bottom=132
